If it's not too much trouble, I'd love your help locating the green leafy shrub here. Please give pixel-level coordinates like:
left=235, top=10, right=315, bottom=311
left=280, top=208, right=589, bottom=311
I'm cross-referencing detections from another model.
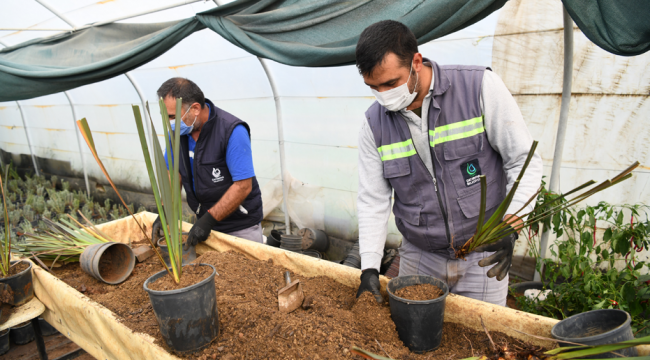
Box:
left=518, top=197, right=650, bottom=337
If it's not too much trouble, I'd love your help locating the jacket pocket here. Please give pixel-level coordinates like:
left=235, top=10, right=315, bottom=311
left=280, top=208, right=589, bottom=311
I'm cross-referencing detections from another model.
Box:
left=383, top=157, right=411, bottom=178
left=442, top=132, right=484, bottom=160
left=457, top=178, right=500, bottom=219
left=393, top=203, right=421, bottom=226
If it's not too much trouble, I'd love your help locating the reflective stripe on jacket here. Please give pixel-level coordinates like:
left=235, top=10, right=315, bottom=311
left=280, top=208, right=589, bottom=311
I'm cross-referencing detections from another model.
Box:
left=366, top=61, right=507, bottom=259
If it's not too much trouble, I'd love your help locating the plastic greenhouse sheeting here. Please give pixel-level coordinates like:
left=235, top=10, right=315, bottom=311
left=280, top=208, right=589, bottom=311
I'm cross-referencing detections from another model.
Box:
left=0, top=0, right=508, bottom=101
left=32, top=212, right=567, bottom=359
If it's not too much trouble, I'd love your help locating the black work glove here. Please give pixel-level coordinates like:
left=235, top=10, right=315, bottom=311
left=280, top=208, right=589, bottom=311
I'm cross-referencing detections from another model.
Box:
left=475, top=224, right=518, bottom=281
left=185, top=212, right=219, bottom=250
left=356, top=269, right=383, bottom=304
left=151, top=214, right=163, bottom=241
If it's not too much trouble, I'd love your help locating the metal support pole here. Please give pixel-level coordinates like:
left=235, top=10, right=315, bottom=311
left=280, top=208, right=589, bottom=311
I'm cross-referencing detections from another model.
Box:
left=0, top=41, right=6, bottom=170
left=64, top=91, right=91, bottom=196
left=535, top=6, right=573, bottom=281
left=258, top=58, right=292, bottom=234
left=16, top=101, right=40, bottom=177
left=125, top=72, right=155, bottom=161
left=35, top=0, right=77, bottom=29
left=31, top=317, right=49, bottom=360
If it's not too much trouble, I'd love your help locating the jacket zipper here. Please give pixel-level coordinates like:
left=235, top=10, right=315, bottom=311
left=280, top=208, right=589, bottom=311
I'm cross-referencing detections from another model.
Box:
left=403, top=123, right=452, bottom=245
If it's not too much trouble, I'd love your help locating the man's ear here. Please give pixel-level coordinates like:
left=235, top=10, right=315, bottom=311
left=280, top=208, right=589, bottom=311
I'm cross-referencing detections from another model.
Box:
left=412, top=53, right=424, bottom=73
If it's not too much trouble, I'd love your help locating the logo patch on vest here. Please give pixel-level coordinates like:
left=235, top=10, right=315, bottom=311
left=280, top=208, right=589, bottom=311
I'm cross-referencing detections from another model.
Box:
left=461, top=159, right=481, bottom=187
left=212, top=168, right=224, bottom=183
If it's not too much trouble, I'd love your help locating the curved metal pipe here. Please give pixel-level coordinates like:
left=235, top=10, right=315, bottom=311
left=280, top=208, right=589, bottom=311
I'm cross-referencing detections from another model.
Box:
left=125, top=72, right=155, bottom=161
left=35, top=0, right=78, bottom=29
left=15, top=101, right=40, bottom=177
left=64, top=91, right=91, bottom=196
left=258, top=58, right=292, bottom=234
left=535, top=6, right=573, bottom=281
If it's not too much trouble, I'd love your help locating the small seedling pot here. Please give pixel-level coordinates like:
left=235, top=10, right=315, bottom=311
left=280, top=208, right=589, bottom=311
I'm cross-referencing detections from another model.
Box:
left=38, top=317, right=59, bottom=336
left=0, top=260, right=34, bottom=306
left=387, top=275, right=449, bottom=353
left=267, top=230, right=282, bottom=247
left=157, top=235, right=196, bottom=267
left=0, top=329, right=9, bottom=355
left=143, top=263, right=219, bottom=353
left=551, top=309, right=638, bottom=358
left=299, top=228, right=329, bottom=252
left=10, top=321, right=34, bottom=345
left=80, top=242, right=135, bottom=285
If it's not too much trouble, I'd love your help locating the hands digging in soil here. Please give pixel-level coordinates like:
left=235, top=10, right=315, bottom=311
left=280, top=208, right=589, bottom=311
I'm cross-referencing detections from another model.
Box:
left=356, top=268, right=383, bottom=304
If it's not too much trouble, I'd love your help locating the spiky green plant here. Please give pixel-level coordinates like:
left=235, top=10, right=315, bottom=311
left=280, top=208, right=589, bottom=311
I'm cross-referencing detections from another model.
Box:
left=456, top=141, right=639, bottom=258
left=9, top=210, right=21, bottom=227
left=17, top=214, right=112, bottom=264
left=19, top=221, right=33, bottom=234
left=22, top=205, right=34, bottom=222
left=128, top=99, right=185, bottom=284
left=50, top=175, right=57, bottom=189
left=0, top=168, right=12, bottom=276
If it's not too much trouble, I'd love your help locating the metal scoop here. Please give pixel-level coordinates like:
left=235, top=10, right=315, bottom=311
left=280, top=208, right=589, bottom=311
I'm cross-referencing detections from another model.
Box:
left=278, top=271, right=304, bottom=313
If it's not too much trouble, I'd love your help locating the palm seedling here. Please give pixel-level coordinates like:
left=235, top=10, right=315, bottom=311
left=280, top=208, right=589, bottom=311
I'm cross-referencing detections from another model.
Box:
left=17, top=213, right=113, bottom=266
left=456, top=140, right=639, bottom=259
left=75, top=101, right=180, bottom=281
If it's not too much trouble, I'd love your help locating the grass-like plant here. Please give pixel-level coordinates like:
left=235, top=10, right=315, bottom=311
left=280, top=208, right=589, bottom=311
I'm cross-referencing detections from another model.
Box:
left=17, top=213, right=112, bottom=266
left=76, top=98, right=185, bottom=283
left=0, top=168, right=12, bottom=276
left=456, top=140, right=639, bottom=259
left=131, top=99, right=185, bottom=284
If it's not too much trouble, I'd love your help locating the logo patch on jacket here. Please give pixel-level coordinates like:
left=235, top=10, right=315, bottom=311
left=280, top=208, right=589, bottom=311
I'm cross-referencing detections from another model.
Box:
left=461, top=159, right=481, bottom=187
left=212, top=168, right=224, bottom=183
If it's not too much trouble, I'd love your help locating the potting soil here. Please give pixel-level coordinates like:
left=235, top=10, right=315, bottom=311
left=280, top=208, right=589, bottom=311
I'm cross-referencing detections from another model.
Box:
left=0, top=262, right=29, bottom=279
left=54, top=248, right=536, bottom=359
left=394, top=284, right=444, bottom=301
left=148, top=264, right=213, bottom=291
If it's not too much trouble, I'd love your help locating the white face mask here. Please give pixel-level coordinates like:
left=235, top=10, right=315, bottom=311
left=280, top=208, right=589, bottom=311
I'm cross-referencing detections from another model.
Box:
left=371, top=62, right=419, bottom=112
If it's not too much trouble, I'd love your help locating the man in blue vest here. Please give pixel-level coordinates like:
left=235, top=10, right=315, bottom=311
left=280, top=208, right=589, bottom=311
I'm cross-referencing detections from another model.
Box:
left=355, top=21, right=542, bottom=306
left=151, top=78, right=264, bottom=247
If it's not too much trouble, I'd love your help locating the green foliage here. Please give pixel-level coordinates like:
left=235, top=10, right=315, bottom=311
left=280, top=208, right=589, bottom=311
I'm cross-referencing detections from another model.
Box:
left=517, top=196, right=650, bottom=337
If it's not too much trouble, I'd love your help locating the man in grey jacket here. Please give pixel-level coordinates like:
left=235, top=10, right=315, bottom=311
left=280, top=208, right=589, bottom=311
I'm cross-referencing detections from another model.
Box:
left=355, top=20, right=542, bottom=306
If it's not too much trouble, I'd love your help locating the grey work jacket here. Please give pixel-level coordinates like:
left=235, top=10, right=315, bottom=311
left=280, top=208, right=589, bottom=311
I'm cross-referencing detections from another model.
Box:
left=366, top=61, right=507, bottom=258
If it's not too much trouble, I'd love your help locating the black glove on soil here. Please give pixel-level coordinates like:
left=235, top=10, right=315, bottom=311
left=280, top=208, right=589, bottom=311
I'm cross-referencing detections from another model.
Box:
left=185, top=213, right=219, bottom=250
left=475, top=224, right=518, bottom=281
left=356, top=269, right=383, bottom=304
left=151, top=214, right=163, bottom=241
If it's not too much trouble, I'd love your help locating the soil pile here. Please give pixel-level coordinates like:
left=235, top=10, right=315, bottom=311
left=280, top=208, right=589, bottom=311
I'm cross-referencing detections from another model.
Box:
left=394, top=284, right=444, bottom=301
left=55, top=249, right=537, bottom=359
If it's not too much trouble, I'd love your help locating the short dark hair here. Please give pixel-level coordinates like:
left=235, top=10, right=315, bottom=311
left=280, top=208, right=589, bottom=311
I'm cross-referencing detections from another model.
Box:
left=355, top=20, right=418, bottom=77
left=156, top=77, right=205, bottom=109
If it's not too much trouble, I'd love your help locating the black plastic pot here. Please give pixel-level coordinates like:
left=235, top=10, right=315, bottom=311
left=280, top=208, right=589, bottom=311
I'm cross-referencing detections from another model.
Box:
left=551, top=309, right=637, bottom=358
left=267, top=230, right=282, bottom=247
left=387, top=275, right=449, bottom=353
left=10, top=321, right=34, bottom=345
left=143, top=264, right=219, bottom=353
left=38, top=317, right=59, bottom=336
left=157, top=234, right=196, bottom=267
left=80, top=242, right=135, bottom=284
left=0, top=260, right=33, bottom=306
left=299, top=228, right=329, bottom=252
left=280, top=234, right=302, bottom=252
left=0, top=329, right=8, bottom=355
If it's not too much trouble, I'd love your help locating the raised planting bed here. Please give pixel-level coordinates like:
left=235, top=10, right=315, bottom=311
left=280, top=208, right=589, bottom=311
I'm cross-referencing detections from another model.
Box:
left=29, top=212, right=649, bottom=359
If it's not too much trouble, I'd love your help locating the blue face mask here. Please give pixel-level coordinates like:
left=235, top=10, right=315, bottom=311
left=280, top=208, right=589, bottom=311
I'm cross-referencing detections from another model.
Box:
left=170, top=106, right=196, bottom=136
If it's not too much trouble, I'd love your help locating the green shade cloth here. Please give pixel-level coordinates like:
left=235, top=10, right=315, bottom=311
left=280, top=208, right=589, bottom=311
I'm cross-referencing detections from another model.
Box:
left=1, top=0, right=648, bottom=102
left=0, top=18, right=204, bottom=102
left=196, top=0, right=506, bottom=67
left=563, top=0, right=650, bottom=57
left=0, top=0, right=506, bottom=101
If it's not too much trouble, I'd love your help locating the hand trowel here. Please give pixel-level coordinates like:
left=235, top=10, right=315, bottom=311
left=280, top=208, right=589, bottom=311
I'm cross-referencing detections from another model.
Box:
left=278, top=271, right=304, bottom=313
